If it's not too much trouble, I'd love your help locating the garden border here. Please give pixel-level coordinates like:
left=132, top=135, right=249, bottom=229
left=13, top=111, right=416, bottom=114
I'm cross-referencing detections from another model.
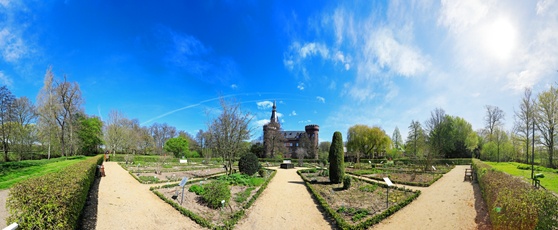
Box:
left=345, top=171, right=444, bottom=187
left=119, top=163, right=227, bottom=184
left=150, top=169, right=277, bottom=229
left=297, top=170, right=420, bottom=230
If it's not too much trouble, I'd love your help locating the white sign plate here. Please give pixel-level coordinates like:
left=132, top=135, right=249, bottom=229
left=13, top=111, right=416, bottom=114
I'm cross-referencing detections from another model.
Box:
left=383, top=177, right=393, bottom=186
left=369, top=161, right=371, bottom=164
left=179, top=177, right=189, bottom=187
left=180, top=159, right=188, bottom=164
left=432, top=166, right=436, bottom=171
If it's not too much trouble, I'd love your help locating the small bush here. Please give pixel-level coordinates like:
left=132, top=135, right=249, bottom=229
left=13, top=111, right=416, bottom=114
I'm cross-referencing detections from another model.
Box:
left=320, top=170, right=330, bottom=177
left=189, top=184, right=205, bottom=195
left=300, top=168, right=317, bottom=173
left=258, top=168, right=267, bottom=178
left=239, top=153, right=261, bottom=176
left=234, top=187, right=256, bottom=203
left=202, top=181, right=231, bottom=209
left=337, top=206, right=347, bottom=213
left=343, top=175, right=352, bottom=189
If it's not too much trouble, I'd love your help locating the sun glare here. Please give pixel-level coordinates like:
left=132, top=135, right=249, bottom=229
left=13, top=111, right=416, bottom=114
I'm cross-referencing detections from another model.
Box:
left=484, top=18, right=516, bottom=60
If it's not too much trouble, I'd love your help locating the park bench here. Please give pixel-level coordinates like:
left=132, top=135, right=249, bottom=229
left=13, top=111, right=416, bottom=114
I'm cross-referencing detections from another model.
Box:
left=464, top=168, right=473, bottom=181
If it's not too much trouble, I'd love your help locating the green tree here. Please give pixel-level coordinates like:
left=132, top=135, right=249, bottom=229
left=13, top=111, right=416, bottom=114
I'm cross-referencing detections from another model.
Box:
left=346, top=124, right=392, bottom=159
left=425, top=108, right=455, bottom=158
left=238, top=153, right=260, bottom=176
left=514, top=87, right=536, bottom=164
left=535, top=85, right=557, bottom=168
left=329, top=131, right=345, bottom=184
left=392, top=126, right=402, bottom=150
left=164, top=137, right=189, bottom=158
left=77, top=115, right=104, bottom=155
left=0, top=85, right=15, bottom=162
left=406, top=120, right=424, bottom=157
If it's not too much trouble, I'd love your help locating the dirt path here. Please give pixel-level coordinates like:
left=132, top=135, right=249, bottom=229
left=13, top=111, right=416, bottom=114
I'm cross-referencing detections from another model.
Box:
left=235, top=167, right=335, bottom=230
left=0, top=189, right=9, bottom=228
left=368, top=165, right=491, bottom=230
left=95, top=162, right=203, bottom=230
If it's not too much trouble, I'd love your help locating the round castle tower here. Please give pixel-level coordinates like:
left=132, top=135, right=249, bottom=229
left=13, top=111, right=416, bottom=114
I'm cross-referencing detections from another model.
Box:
left=305, top=125, right=319, bottom=159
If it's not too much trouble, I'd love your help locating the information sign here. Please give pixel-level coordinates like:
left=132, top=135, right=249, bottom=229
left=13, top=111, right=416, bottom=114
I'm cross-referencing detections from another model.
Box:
left=432, top=166, right=436, bottom=171
left=179, top=177, right=189, bottom=187
left=383, top=177, right=393, bottom=186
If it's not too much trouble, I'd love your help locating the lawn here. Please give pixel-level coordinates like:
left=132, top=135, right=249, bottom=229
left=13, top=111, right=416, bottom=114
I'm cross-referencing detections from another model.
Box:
left=0, top=156, right=92, bottom=190
left=484, top=161, right=558, bottom=193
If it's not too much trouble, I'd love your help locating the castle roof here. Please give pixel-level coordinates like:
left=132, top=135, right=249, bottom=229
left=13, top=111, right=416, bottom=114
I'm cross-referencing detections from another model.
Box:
left=280, top=131, right=306, bottom=139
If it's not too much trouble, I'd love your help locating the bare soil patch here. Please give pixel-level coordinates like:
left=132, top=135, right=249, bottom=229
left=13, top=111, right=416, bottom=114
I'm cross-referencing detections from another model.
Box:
left=369, top=172, right=439, bottom=184
left=136, top=167, right=226, bottom=182
left=0, top=189, right=9, bottom=228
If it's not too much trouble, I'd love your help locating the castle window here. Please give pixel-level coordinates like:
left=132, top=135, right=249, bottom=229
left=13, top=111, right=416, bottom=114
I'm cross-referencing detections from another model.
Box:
left=296, top=143, right=299, bottom=147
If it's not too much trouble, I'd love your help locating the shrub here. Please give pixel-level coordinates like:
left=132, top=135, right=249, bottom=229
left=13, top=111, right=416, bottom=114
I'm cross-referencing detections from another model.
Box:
left=189, top=184, right=205, bottom=195
left=329, top=131, right=345, bottom=183
left=6, top=155, right=104, bottom=229
left=343, top=175, right=352, bottom=189
left=202, top=181, right=231, bottom=209
left=322, top=158, right=328, bottom=166
left=320, top=170, right=330, bottom=177
left=258, top=168, right=267, bottom=178
left=238, top=153, right=260, bottom=176
left=300, top=168, right=317, bottom=173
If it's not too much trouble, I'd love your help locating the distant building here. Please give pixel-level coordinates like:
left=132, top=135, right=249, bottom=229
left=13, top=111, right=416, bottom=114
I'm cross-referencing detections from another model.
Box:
left=262, top=100, right=319, bottom=159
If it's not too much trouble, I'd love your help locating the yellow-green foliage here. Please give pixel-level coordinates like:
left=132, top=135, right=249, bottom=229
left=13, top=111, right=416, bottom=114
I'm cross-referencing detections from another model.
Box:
left=6, top=155, right=104, bottom=229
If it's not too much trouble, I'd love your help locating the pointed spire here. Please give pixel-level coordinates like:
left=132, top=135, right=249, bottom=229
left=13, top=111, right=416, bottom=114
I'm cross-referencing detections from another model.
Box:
left=270, top=99, right=278, bottom=123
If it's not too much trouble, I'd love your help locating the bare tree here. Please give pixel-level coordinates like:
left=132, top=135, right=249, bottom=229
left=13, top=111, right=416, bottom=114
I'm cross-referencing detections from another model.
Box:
left=205, top=94, right=255, bottom=175
left=36, top=66, right=57, bottom=159
left=295, top=147, right=307, bottom=167
left=0, top=85, right=15, bottom=162
left=150, top=123, right=177, bottom=155
left=493, top=126, right=508, bottom=163
left=104, top=109, right=128, bottom=156
left=12, top=96, right=38, bottom=160
left=484, top=105, right=505, bottom=141
left=535, top=85, right=558, bottom=168
left=514, top=87, right=536, bottom=163
left=263, top=122, right=287, bottom=158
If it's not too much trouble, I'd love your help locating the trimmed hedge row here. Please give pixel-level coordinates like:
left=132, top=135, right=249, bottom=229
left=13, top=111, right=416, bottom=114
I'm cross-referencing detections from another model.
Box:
left=151, top=169, right=277, bottom=229
left=110, top=155, right=224, bottom=164
left=360, top=158, right=472, bottom=165
left=119, top=162, right=222, bottom=174
left=297, top=170, right=421, bottom=229
left=6, top=155, right=104, bottom=229
left=123, top=165, right=227, bottom=184
left=473, top=159, right=558, bottom=229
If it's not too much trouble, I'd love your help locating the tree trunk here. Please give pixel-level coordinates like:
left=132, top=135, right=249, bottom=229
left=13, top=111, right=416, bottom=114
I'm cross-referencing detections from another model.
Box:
left=3, top=142, right=8, bottom=162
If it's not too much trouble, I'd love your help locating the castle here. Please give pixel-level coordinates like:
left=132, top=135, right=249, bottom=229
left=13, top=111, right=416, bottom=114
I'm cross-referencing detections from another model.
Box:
left=262, top=100, right=319, bottom=159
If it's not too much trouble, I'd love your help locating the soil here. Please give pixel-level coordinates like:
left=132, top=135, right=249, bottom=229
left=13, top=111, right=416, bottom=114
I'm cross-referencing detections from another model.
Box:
left=135, top=168, right=227, bottom=182
left=93, top=162, right=203, bottom=230
left=369, top=172, right=439, bottom=184
left=156, top=183, right=259, bottom=225
left=0, top=189, right=9, bottom=228
left=235, top=167, right=335, bottom=230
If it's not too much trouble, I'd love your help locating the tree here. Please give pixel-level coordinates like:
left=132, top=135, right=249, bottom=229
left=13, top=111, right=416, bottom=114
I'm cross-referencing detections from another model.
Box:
left=484, top=105, right=505, bottom=141
left=392, top=126, right=402, bottom=150
left=76, top=115, right=103, bottom=155
left=238, top=153, right=260, bottom=175
left=329, top=131, right=345, bottom=183
left=0, top=85, right=15, bottom=162
left=12, top=96, right=37, bottom=160
left=164, top=137, right=189, bottom=158
left=36, top=66, right=58, bottom=159
left=493, top=127, right=508, bottom=163
left=249, top=141, right=264, bottom=158
left=319, top=141, right=331, bottom=153
left=263, top=121, right=287, bottom=158
left=406, top=120, right=423, bottom=157
left=295, top=147, right=307, bottom=167
left=425, top=108, right=455, bottom=158
left=346, top=124, right=392, bottom=159
left=205, top=95, right=255, bottom=175
left=104, top=109, right=128, bottom=156
left=514, top=87, right=536, bottom=163
left=535, top=85, right=557, bottom=168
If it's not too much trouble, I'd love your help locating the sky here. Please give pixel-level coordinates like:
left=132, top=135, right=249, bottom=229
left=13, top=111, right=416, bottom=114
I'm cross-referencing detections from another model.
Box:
left=1, top=0, right=558, bottom=144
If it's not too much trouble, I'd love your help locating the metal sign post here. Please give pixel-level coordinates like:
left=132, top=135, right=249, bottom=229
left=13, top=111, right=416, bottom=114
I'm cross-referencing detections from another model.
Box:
left=179, top=177, right=189, bottom=205
left=383, top=177, right=393, bottom=208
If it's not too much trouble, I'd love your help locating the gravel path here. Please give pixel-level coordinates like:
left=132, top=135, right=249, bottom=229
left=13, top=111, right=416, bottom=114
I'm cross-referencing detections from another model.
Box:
left=368, top=165, right=491, bottom=230
left=0, top=189, right=9, bottom=228
left=95, top=162, right=203, bottom=230
left=235, top=167, right=335, bottom=230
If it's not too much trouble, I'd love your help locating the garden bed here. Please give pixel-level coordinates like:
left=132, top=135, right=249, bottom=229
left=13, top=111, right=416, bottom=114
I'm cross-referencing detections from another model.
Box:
left=298, top=170, right=420, bottom=229
left=129, top=167, right=227, bottom=184
left=151, top=170, right=277, bottom=229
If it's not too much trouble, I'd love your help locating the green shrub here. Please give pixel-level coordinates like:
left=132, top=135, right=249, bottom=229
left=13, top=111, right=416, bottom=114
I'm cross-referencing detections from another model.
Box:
left=343, top=175, right=352, bottom=189
left=320, top=170, right=330, bottom=177
left=189, top=184, right=205, bottom=195
left=300, top=168, right=317, bottom=173
left=337, top=206, right=347, bottom=213
left=6, top=155, right=104, bottom=229
left=352, top=209, right=370, bottom=222
left=322, top=159, right=328, bottom=166
left=238, top=153, right=260, bottom=176
left=202, top=181, right=231, bottom=209
left=329, top=131, right=345, bottom=183
left=258, top=168, right=267, bottom=178
left=234, top=187, right=256, bottom=203
left=139, top=176, right=160, bottom=183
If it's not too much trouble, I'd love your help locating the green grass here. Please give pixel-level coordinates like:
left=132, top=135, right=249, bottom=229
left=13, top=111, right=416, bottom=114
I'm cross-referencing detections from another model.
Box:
left=484, top=161, right=558, bottom=194
left=0, top=156, right=91, bottom=190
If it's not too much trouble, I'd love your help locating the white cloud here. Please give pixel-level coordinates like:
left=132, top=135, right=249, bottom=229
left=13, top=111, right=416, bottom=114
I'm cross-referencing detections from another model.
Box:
left=231, top=84, right=237, bottom=89
left=345, top=63, right=350, bottom=70
left=256, top=101, right=273, bottom=110
left=329, top=80, right=336, bottom=90
left=281, top=119, right=285, bottom=123
left=298, top=120, right=312, bottom=123
left=0, top=0, right=10, bottom=7
left=255, top=119, right=269, bottom=127
left=297, top=82, right=305, bottom=90
left=0, top=72, right=13, bottom=87
left=289, top=110, right=297, bottom=116
left=438, top=0, right=489, bottom=34
left=316, top=96, right=325, bottom=103
left=277, top=112, right=283, bottom=118
left=536, top=0, right=557, bottom=16
left=0, top=28, right=27, bottom=62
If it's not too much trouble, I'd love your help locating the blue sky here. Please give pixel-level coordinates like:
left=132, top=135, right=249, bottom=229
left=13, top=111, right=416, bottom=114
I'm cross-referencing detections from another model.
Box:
left=2, top=0, right=558, bottom=143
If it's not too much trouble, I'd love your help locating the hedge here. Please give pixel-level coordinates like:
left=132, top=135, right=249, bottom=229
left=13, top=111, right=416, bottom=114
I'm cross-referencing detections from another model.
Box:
left=360, top=173, right=443, bottom=187
left=6, top=155, right=104, bottom=229
left=473, top=159, right=558, bottom=229
left=297, top=170, right=420, bottom=229
left=151, top=169, right=277, bottom=229
left=118, top=162, right=222, bottom=174
left=110, top=155, right=224, bottom=164
left=359, top=158, right=472, bottom=165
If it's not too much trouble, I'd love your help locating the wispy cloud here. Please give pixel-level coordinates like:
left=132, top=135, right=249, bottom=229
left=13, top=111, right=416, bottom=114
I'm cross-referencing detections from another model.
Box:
left=0, top=72, right=13, bottom=87
left=231, top=84, right=238, bottom=89
left=316, top=96, right=325, bottom=103
left=256, top=100, right=273, bottom=110
left=255, top=119, right=269, bottom=127
left=0, top=28, right=27, bottom=62
left=298, top=120, right=312, bottom=123
left=297, top=82, right=305, bottom=90
left=289, top=110, right=297, bottom=116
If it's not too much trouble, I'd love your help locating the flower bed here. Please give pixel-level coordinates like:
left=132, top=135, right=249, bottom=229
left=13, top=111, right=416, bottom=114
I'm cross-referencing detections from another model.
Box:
left=298, top=170, right=420, bottom=229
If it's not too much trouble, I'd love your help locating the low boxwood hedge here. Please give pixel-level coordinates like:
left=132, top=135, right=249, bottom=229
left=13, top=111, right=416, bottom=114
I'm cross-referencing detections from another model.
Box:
left=151, top=169, right=277, bottom=229
left=6, top=155, right=104, bottom=229
left=297, top=170, right=420, bottom=229
left=473, top=159, right=558, bottom=229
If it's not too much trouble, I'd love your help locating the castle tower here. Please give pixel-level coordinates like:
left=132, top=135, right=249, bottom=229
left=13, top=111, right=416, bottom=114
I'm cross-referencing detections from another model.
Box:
left=270, top=100, right=278, bottom=124
left=305, top=125, right=320, bottom=159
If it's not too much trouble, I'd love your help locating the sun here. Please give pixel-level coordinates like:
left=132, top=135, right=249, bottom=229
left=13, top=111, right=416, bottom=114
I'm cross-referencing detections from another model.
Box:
left=483, top=18, right=516, bottom=60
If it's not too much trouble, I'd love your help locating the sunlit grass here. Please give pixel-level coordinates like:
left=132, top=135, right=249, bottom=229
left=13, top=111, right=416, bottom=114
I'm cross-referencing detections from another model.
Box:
left=484, top=161, right=558, bottom=193
left=0, top=156, right=91, bottom=190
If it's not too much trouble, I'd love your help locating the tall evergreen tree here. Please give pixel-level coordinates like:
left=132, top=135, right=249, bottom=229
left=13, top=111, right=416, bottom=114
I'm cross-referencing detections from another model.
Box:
left=329, top=131, right=345, bottom=183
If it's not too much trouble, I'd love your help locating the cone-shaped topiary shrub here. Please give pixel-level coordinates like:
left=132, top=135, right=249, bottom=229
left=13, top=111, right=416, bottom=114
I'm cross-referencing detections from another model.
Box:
left=329, top=131, right=345, bottom=183
left=239, top=153, right=261, bottom=176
